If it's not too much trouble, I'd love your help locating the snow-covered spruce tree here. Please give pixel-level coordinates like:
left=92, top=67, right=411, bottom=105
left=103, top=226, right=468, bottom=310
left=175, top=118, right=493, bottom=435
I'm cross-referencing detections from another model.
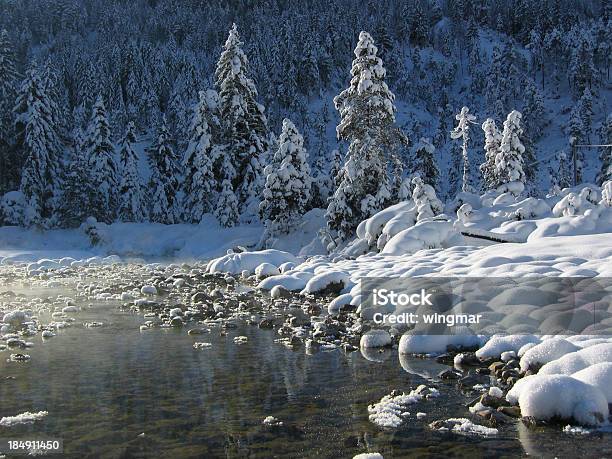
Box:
left=596, top=114, right=612, bottom=186
left=14, top=67, right=63, bottom=227
left=167, top=63, right=198, bottom=153
left=117, top=121, right=146, bottom=222
left=412, top=137, right=439, bottom=189
left=214, top=24, right=270, bottom=216
left=56, top=148, right=91, bottom=228
left=567, top=100, right=587, bottom=184
left=450, top=106, right=477, bottom=193
left=259, top=119, right=312, bottom=245
left=480, top=118, right=502, bottom=190
left=182, top=90, right=225, bottom=223
left=411, top=176, right=443, bottom=222
left=549, top=151, right=573, bottom=192
left=578, top=87, right=594, bottom=140
left=495, top=110, right=526, bottom=195
left=0, top=29, right=19, bottom=195
left=83, top=95, right=118, bottom=224
left=329, top=149, right=342, bottom=187
left=215, top=179, right=239, bottom=228
left=326, top=31, right=400, bottom=241
left=569, top=31, right=596, bottom=97
left=310, top=151, right=333, bottom=209
left=148, top=116, right=181, bottom=224
left=521, top=80, right=546, bottom=142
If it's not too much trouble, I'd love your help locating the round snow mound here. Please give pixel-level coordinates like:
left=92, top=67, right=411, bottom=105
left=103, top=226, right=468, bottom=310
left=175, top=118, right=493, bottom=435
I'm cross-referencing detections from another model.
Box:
left=255, top=263, right=280, bottom=279
left=512, top=374, right=609, bottom=426
left=360, top=330, right=392, bottom=348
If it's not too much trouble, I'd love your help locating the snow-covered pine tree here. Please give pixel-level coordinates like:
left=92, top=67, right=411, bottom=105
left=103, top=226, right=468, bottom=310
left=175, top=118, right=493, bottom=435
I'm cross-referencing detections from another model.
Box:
left=495, top=110, right=526, bottom=195
left=215, top=179, right=239, bottom=228
left=411, top=176, right=443, bottom=222
left=56, top=147, right=91, bottom=228
left=597, top=114, right=612, bottom=186
left=0, top=29, right=19, bottom=195
left=412, top=137, right=439, bottom=189
left=329, top=149, right=342, bottom=187
left=568, top=99, right=587, bottom=184
left=578, top=87, right=594, bottom=140
left=148, top=116, right=181, bottom=224
left=480, top=118, right=502, bottom=190
left=447, top=140, right=463, bottom=200
left=549, top=151, right=573, bottom=191
left=521, top=80, right=546, bottom=142
left=214, top=24, right=270, bottom=216
left=310, top=151, right=333, bottom=209
left=182, top=90, right=225, bottom=223
left=569, top=31, right=596, bottom=97
left=83, top=95, right=117, bottom=223
left=117, top=121, right=146, bottom=222
left=167, top=63, right=198, bottom=153
left=14, top=66, right=63, bottom=227
left=450, top=106, right=477, bottom=193
left=259, top=119, right=312, bottom=244
left=326, top=31, right=398, bottom=241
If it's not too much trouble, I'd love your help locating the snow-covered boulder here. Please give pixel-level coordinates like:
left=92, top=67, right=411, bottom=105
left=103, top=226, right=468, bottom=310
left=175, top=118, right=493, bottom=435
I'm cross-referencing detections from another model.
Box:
left=328, top=293, right=353, bottom=314
left=508, top=374, right=608, bottom=426
left=538, top=343, right=612, bottom=375
left=399, top=333, right=483, bottom=355
left=360, top=330, right=392, bottom=348
left=519, top=338, right=581, bottom=372
left=258, top=272, right=312, bottom=292
left=2, top=310, right=29, bottom=328
left=255, top=262, right=280, bottom=279
left=572, top=363, right=612, bottom=404
left=475, top=335, right=540, bottom=359
left=301, top=271, right=351, bottom=295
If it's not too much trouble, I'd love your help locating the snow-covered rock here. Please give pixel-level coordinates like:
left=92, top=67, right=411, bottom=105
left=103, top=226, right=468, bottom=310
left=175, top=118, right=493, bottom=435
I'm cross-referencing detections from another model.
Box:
left=399, top=333, right=483, bottom=355
left=360, top=330, right=392, bottom=348
left=539, top=343, right=612, bottom=375
left=475, top=335, right=540, bottom=359
left=507, top=374, right=609, bottom=426
left=572, top=363, right=612, bottom=403
left=519, top=338, right=581, bottom=372
left=255, top=262, right=280, bottom=279
left=301, top=271, right=351, bottom=294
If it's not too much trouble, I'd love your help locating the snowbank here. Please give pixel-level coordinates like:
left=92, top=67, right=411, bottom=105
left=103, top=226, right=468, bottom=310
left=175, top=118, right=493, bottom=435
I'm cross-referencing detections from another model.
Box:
left=207, top=249, right=298, bottom=275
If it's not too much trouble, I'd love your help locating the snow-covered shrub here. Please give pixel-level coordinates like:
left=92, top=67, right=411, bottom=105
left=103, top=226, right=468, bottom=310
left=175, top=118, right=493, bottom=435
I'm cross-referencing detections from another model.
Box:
left=80, top=217, right=104, bottom=246
left=552, top=186, right=600, bottom=217
left=411, top=176, right=443, bottom=221
left=510, top=197, right=551, bottom=220
left=376, top=210, right=418, bottom=250
left=600, top=180, right=611, bottom=207
left=0, top=191, right=25, bottom=226
left=456, top=203, right=476, bottom=224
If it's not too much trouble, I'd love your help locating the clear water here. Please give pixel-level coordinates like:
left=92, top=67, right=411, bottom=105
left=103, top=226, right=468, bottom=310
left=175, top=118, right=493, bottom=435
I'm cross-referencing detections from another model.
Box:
left=2, top=286, right=611, bottom=458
